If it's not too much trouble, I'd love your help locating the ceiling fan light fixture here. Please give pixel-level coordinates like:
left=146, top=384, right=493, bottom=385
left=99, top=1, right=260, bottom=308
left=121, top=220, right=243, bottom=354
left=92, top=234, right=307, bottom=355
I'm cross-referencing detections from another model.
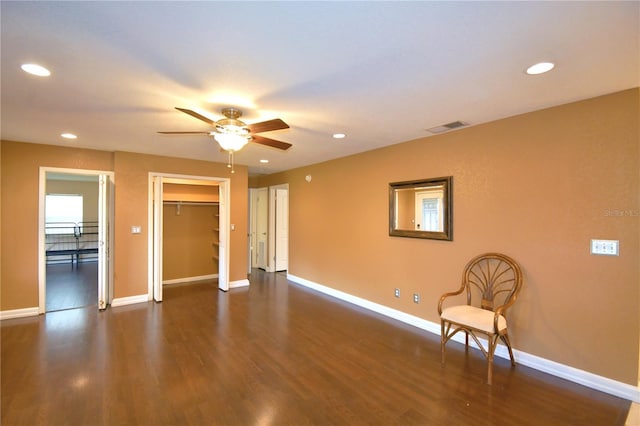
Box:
left=215, top=119, right=249, bottom=134
left=213, top=133, right=250, bottom=152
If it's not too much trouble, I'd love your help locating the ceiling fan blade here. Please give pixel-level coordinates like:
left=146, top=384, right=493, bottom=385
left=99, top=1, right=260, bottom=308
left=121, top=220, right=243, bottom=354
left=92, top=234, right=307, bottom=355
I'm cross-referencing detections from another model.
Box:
left=158, top=131, right=211, bottom=135
left=247, top=118, right=289, bottom=134
left=251, top=135, right=292, bottom=151
left=175, top=107, right=215, bottom=125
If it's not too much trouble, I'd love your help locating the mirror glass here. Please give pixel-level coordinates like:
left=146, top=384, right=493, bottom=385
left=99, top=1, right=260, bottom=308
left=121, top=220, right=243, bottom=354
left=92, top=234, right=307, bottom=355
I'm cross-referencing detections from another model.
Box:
left=389, top=176, right=452, bottom=240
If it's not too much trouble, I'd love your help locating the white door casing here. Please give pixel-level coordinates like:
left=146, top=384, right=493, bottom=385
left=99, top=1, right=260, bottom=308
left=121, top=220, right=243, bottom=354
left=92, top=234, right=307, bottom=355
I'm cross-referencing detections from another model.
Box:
left=97, top=174, right=112, bottom=309
left=149, top=173, right=230, bottom=299
left=255, top=187, right=268, bottom=269
left=267, top=184, right=289, bottom=272
left=38, top=167, right=114, bottom=313
left=275, top=188, right=289, bottom=272
left=152, top=176, right=164, bottom=302
left=217, top=180, right=230, bottom=291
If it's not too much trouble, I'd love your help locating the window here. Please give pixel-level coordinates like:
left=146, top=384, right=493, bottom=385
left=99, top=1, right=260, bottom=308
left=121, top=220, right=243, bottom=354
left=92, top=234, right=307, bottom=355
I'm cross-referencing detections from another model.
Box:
left=45, top=194, right=83, bottom=234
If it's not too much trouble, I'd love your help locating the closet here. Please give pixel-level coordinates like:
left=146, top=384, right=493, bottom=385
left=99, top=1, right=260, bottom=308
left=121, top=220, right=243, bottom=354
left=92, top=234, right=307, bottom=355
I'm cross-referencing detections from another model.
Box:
left=162, top=182, right=219, bottom=284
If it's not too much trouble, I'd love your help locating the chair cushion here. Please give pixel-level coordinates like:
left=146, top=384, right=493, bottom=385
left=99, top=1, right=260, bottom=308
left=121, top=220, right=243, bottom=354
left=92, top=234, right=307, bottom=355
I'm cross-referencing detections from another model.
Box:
left=441, top=305, right=507, bottom=334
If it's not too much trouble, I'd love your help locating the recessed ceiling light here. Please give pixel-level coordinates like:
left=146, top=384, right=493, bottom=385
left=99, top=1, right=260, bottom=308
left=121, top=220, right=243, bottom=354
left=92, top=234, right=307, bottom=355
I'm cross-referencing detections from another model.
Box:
left=21, top=63, right=51, bottom=77
left=526, top=62, right=555, bottom=75
left=61, top=133, right=78, bottom=139
left=332, top=133, right=346, bottom=139
left=259, top=159, right=269, bottom=164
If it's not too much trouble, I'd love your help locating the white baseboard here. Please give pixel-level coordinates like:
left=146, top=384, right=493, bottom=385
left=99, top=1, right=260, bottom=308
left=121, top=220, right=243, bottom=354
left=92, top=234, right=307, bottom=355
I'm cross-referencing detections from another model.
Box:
left=0, top=307, right=39, bottom=320
left=230, top=278, right=250, bottom=289
left=163, top=274, right=218, bottom=286
left=110, top=294, right=149, bottom=308
left=287, top=273, right=640, bottom=403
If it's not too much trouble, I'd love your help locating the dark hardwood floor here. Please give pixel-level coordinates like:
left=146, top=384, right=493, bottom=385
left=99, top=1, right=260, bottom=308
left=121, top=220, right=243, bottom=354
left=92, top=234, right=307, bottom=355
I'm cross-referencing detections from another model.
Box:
left=1, top=269, right=631, bottom=425
left=46, top=261, right=97, bottom=312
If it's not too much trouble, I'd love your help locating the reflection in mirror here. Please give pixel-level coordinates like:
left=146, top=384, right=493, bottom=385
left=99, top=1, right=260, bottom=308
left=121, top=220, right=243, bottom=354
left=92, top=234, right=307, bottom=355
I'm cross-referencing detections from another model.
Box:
left=389, top=176, right=452, bottom=240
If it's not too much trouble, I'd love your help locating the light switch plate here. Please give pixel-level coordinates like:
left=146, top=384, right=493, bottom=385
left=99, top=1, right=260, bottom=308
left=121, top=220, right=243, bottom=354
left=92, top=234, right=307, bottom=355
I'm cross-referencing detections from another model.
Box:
left=131, top=226, right=141, bottom=234
left=590, top=239, right=619, bottom=256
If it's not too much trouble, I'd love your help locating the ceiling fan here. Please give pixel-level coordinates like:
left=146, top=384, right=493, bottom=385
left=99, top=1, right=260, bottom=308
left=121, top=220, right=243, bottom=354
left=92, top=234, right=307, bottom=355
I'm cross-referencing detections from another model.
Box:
left=159, top=107, right=292, bottom=152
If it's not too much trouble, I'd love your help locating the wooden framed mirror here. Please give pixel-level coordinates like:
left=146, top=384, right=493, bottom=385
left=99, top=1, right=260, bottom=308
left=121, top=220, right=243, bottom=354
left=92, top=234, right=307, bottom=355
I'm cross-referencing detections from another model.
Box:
left=389, top=176, right=453, bottom=240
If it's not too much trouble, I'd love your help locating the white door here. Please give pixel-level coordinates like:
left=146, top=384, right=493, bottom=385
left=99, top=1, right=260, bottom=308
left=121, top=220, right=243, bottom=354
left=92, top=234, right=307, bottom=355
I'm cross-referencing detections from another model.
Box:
left=97, top=174, right=111, bottom=309
left=218, top=181, right=230, bottom=291
left=255, top=188, right=268, bottom=270
left=274, top=188, right=289, bottom=272
left=152, top=176, right=164, bottom=302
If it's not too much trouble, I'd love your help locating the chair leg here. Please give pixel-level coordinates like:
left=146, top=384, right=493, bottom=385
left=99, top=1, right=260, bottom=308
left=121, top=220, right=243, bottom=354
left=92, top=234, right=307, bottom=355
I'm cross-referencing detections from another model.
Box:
left=441, top=320, right=446, bottom=366
left=500, top=333, right=516, bottom=366
left=487, top=335, right=498, bottom=385
left=465, top=331, right=469, bottom=353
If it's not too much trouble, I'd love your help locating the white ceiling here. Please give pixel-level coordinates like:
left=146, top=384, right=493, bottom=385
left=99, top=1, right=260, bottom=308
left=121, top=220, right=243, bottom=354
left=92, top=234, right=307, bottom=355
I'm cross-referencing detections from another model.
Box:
left=2, top=1, right=638, bottom=176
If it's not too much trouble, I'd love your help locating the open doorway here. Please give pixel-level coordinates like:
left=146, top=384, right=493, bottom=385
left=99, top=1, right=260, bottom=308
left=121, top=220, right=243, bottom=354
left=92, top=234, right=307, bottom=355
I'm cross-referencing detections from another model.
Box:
left=149, top=173, right=230, bottom=302
left=39, top=168, right=114, bottom=313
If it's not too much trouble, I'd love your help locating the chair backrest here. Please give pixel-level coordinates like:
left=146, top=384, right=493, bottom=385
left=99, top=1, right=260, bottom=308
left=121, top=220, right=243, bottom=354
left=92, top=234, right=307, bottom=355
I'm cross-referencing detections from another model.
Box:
left=462, top=253, right=523, bottom=312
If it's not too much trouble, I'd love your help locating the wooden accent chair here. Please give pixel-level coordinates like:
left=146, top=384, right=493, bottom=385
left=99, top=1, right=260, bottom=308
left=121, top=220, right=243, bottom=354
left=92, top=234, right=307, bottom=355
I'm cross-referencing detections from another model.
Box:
left=438, top=253, right=523, bottom=385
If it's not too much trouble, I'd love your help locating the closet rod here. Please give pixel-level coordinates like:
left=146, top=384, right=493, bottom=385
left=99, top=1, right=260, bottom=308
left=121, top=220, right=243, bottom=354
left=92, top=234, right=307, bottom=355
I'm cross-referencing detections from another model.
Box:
left=163, top=201, right=219, bottom=206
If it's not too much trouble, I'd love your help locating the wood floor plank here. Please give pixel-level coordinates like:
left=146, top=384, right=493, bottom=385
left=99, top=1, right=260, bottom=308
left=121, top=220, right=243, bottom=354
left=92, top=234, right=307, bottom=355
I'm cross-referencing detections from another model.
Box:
left=45, top=262, right=97, bottom=312
left=1, top=269, right=631, bottom=425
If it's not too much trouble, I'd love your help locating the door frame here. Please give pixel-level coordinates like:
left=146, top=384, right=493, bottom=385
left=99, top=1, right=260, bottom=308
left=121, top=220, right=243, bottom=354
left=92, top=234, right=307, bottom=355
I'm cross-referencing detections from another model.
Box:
left=148, top=172, right=230, bottom=301
left=38, top=167, right=115, bottom=313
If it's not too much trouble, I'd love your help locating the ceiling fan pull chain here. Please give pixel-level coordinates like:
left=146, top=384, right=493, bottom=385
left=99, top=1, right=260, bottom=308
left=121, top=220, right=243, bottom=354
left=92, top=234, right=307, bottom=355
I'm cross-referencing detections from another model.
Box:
left=227, top=151, right=235, bottom=174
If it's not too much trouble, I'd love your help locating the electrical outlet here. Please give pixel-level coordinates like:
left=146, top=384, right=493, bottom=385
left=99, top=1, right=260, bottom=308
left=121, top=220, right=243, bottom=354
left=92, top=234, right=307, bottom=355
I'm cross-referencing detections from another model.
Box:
left=394, top=288, right=400, bottom=298
left=413, top=293, right=420, bottom=304
left=591, top=239, right=619, bottom=256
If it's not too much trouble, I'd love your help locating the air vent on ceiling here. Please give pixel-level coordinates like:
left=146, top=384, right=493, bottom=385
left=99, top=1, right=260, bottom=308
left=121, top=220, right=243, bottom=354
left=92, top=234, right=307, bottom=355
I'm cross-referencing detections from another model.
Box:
left=426, top=120, right=469, bottom=134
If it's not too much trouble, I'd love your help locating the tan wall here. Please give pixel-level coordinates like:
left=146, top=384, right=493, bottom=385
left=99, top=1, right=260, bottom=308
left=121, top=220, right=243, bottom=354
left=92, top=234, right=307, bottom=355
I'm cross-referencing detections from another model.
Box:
left=46, top=179, right=99, bottom=222
left=0, top=142, right=113, bottom=310
left=255, top=89, right=640, bottom=386
left=163, top=203, right=219, bottom=280
left=1, top=142, right=248, bottom=309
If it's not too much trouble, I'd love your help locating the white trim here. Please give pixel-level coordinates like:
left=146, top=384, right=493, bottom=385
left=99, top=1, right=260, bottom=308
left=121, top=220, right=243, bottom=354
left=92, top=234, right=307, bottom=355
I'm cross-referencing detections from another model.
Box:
left=148, top=172, right=231, bottom=299
left=229, top=279, right=250, bottom=289
left=0, top=307, right=40, bottom=320
left=287, top=273, right=640, bottom=403
left=267, top=184, right=289, bottom=273
left=147, top=173, right=155, bottom=302
left=163, top=274, right=218, bottom=285
left=39, top=167, right=115, bottom=314
left=110, top=294, right=148, bottom=308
